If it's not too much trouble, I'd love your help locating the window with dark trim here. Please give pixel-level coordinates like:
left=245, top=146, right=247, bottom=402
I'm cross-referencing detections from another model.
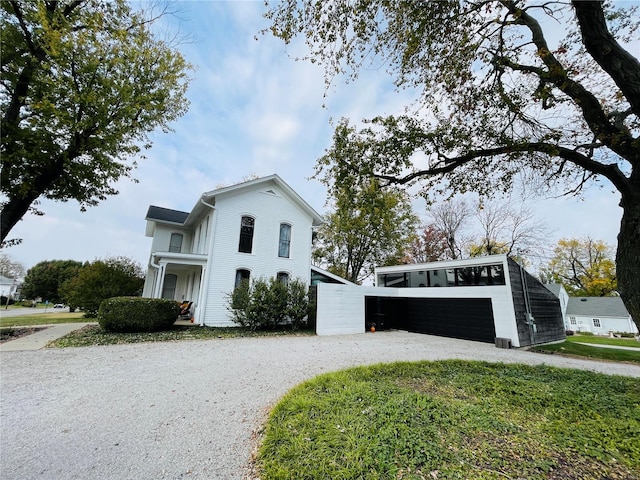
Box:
left=593, top=318, right=601, bottom=328
left=277, top=271, right=290, bottom=285
left=238, top=216, right=255, bottom=253
left=235, top=269, right=250, bottom=288
left=169, top=233, right=183, bottom=253
left=278, top=223, right=291, bottom=258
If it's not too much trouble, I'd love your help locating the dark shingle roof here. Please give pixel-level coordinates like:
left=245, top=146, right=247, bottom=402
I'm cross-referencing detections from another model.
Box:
left=566, top=297, right=630, bottom=318
left=145, top=205, right=189, bottom=224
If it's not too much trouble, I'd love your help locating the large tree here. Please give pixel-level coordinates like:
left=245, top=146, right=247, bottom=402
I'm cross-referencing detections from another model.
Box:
left=401, top=223, right=449, bottom=264
left=266, top=1, right=640, bottom=327
left=21, top=259, right=82, bottom=303
left=427, top=199, right=472, bottom=260
left=542, top=237, right=617, bottom=297
left=313, top=133, right=418, bottom=283
left=60, top=256, right=144, bottom=317
left=469, top=200, right=548, bottom=264
left=1, top=0, right=191, bottom=245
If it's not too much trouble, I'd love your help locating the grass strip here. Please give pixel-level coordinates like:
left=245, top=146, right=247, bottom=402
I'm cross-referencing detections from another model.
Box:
left=48, top=325, right=315, bottom=348
left=0, top=312, right=86, bottom=327
left=531, top=341, right=640, bottom=364
left=257, top=360, right=640, bottom=479
left=566, top=334, right=639, bottom=348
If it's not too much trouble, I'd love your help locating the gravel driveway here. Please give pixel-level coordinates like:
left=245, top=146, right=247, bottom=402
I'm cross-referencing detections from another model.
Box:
left=1, top=331, right=639, bottom=480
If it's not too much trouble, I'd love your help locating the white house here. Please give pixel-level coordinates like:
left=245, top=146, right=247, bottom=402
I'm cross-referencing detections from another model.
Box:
left=0, top=275, right=18, bottom=299
left=142, top=175, right=323, bottom=326
left=565, top=296, right=638, bottom=335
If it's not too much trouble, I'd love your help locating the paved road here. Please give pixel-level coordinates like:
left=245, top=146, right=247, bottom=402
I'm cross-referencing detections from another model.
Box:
left=1, top=332, right=639, bottom=480
left=0, top=306, right=70, bottom=318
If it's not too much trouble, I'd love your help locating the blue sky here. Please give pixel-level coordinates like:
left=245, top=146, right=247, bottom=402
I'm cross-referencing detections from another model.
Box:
left=6, top=1, right=624, bottom=273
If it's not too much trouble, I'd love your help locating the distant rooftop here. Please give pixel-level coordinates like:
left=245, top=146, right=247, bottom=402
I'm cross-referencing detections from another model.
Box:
left=566, top=296, right=630, bottom=318
left=145, top=205, right=189, bottom=224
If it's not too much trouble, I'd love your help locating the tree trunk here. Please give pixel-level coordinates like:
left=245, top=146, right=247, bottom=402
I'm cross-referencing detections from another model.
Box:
left=616, top=191, right=640, bottom=332
left=1, top=194, right=39, bottom=244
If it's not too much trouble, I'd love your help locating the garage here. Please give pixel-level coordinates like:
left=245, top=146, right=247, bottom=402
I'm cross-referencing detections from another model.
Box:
left=315, top=254, right=566, bottom=347
left=365, top=296, right=496, bottom=343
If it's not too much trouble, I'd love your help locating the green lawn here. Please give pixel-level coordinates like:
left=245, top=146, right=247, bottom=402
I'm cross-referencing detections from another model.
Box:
left=532, top=340, right=640, bottom=364
left=257, top=360, right=640, bottom=479
left=567, top=334, right=639, bottom=348
left=0, top=311, right=87, bottom=327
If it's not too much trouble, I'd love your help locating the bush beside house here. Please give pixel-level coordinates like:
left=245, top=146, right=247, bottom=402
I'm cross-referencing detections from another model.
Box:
left=98, top=297, right=180, bottom=333
left=227, top=277, right=311, bottom=331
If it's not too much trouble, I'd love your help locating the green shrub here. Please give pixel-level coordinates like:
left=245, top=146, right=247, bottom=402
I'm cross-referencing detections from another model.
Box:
left=98, top=297, right=180, bottom=333
left=227, top=277, right=311, bottom=331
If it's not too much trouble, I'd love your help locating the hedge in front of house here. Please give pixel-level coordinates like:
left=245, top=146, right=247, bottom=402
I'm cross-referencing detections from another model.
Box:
left=98, top=297, right=180, bottom=333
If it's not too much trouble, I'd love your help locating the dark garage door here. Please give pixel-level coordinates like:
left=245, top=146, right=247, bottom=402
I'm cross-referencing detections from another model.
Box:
left=366, top=296, right=496, bottom=343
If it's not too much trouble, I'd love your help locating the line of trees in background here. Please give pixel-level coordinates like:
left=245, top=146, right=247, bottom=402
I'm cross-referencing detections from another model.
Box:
left=12, top=256, right=144, bottom=317
left=310, top=163, right=618, bottom=297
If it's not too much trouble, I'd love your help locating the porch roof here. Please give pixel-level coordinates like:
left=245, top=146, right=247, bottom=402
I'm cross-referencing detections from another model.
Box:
left=152, top=252, right=208, bottom=266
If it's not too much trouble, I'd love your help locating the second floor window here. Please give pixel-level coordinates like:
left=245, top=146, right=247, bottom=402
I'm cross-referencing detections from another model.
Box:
left=239, top=216, right=255, bottom=253
left=169, top=233, right=183, bottom=253
left=278, top=223, right=291, bottom=258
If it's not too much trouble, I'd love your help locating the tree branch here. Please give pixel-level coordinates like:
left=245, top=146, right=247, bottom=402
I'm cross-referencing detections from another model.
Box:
left=572, top=1, right=640, bottom=118
left=498, top=1, right=638, bottom=165
left=376, top=142, right=631, bottom=197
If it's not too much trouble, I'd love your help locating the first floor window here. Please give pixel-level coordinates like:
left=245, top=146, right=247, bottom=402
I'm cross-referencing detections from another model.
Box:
left=278, top=223, right=291, bottom=258
left=593, top=318, right=601, bottom=328
left=162, top=274, right=177, bottom=299
left=277, top=271, right=290, bottom=285
left=570, top=316, right=576, bottom=325
left=235, top=268, right=250, bottom=288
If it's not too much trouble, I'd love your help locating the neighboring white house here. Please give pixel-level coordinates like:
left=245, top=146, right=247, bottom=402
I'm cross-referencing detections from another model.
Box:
left=142, top=175, right=323, bottom=327
left=565, top=296, right=638, bottom=335
left=0, top=275, right=18, bottom=299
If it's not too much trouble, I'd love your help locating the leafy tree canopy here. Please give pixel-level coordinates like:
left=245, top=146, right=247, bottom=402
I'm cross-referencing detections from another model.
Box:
left=60, top=256, right=145, bottom=317
left=1, top=0, right=192, bottom=245
left=313, top=132, right=419, bottom=283
left=21, top=259, right=82, bottom=302
left=401, top=224, right=449, bottom=264
left=542, top=237, right=617, bottom=297
left=265, top=0, right=640, bottom=327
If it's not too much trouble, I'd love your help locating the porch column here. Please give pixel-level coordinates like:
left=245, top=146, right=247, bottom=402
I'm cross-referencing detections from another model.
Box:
left=153, top=263, right=167, bottom=298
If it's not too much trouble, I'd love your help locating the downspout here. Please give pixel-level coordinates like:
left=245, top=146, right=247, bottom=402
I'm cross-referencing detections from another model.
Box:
left=149, top=254, right=164, bottom=299
left=519, top=262, right=536, bottom=345
left=197, top=197, right=217, bottom=327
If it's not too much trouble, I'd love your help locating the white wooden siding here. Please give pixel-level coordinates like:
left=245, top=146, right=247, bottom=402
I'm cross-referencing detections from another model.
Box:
left=201, top=185, right=314, bottom=326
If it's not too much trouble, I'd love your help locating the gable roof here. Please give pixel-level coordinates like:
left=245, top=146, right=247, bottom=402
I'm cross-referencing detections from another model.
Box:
left=566, top=296, right=631, bottom=318
left=188, top=174, right=323, bottom=227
